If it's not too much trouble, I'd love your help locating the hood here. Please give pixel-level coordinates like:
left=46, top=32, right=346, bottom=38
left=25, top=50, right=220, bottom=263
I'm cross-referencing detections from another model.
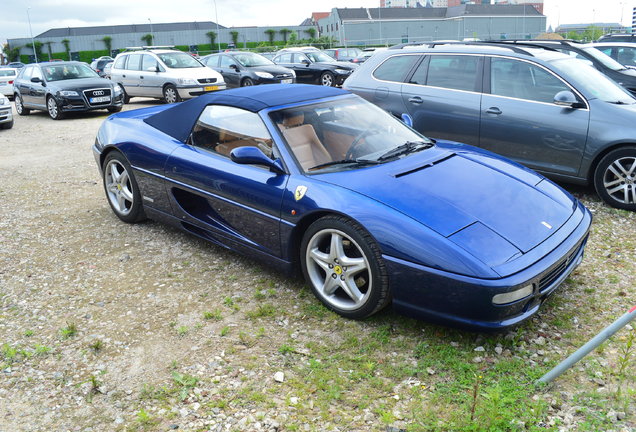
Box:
left=165, top=66, right=224, bottom=81
left=247, top=65, right=294, bottom=76
left=316, top=61, right=357, bottom=70
left=317, top=145, right=577, bottom=264
left=48, top=77, right=114, bottom=90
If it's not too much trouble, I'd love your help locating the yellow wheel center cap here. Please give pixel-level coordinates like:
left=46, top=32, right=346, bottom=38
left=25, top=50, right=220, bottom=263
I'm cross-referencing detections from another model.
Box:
left=334, top=265, right=343, bottom=275
left=117, top=184, right=122, bottom=190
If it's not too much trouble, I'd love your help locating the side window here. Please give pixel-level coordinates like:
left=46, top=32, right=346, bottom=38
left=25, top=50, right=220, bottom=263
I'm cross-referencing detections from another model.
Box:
left=490, top=58, right=570, bottom=103
left=205, top=56, right=219, bottom=67
left=21, top=66, right=33, bottom=80
left=190, top=105, right=275, bottom=160
left=220, top=56, right=234, bottom=68
left=426, top=55, right=479, bottom=91
left=31, top=67, right=43, bottom=80
left=617, top=47, right=636, bottom=66
left=408, top=57, right=428, bottom=85
left=126, top=54, right=142, bottom=71
left=114, top=55, right=127, bottom=69
left=141, top=54, right=157, bottom=71
left=373, top=55, right=420, bottom=83
left=293, top=54, right=309, bottom=64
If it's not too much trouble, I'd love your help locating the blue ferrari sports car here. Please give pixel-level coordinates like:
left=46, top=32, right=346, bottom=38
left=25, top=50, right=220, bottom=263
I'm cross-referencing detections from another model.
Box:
left=93, top=84, right=592, bottom=330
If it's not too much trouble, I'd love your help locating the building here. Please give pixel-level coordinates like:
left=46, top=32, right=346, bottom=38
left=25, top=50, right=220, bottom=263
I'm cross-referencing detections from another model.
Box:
left=491, top=0, right=543, bottom=14
left=318, top=4, right=546, bottom=46
left=555, top=22, right=629, bottom=36
left=380, top=0, right=428, bottom=7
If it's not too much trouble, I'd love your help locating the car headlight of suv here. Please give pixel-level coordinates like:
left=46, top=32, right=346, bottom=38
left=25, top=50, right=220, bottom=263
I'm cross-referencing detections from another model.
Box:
left=113, top=85, right=122, bottom=97
left=0, top=96, right=6, bottom=105
left=254, top=71, right=274, bottom=79
left=177, top=78, right=198, bottom=86
left=289, top=70, right=296, bottom=77
left=59, top=90, right=79, bottom=97
left=334, top=68, right=351, bottom=75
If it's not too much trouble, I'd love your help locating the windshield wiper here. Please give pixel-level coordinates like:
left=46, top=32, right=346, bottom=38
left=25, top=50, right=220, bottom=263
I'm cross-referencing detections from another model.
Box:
left=377, top=140, right=433, bottom=161
left=308, top=158, right=381, bottom=171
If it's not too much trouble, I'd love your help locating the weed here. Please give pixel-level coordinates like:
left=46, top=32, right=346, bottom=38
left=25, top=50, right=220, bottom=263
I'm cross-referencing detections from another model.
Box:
left=1, top=344, right=18, bottom=362
left=169, top=360, right=179, bottom=370
left=172, top=371, right=198, bottom=401
left=59, top=322, right=77, bottom=339
left=88, top=339, right=104, bottom=353
left=246, top=303, right=276, bottom=319
left=34, top=344, right=51, bottom=356
left=176, top=326, right=189, bottom=337
left=136, top=408, right=157, bottom=427
left=615, top=326, right=636, bottom=398
left=203, top=309, right=222, bottom=320
left=23, top=330, right=34, bottom=337
left=220, top=326, right=230, bottom=337
left=279, top=344, right=294, bottom=355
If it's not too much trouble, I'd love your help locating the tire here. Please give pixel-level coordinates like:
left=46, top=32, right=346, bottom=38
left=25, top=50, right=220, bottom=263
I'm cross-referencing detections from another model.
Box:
left=300, top=215, right=390, bottom=319
left=119, top=85, right=130, bottom=104
left=102, top=151, right=146, bottom=223
left=163, top=84, right=181, bottom=104
left=15, top=94, right=30, bottom=116
left=241, top=77, right=254, bottom=87
left=46, top=96, right=64, bottom=120
left=594, top=146, right=636, bottom=211
left=107, top=106, right=123, bottom=113
left=0, top=120, right=13, bottom=130
left=320, top=71, right=335, bottom=87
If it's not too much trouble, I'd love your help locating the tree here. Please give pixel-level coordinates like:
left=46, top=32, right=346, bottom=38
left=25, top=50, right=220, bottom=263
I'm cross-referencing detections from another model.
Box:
left=206, top=31, right=217, bottom=49
left=62, top=39, right=71, bottom=60
left=230, top=31, right=239, bottom=47
left=45, top=41, right=53, bottom=60
left=279, top=28, right=292, bottom=44
left=288, top=31, right=298, bottom=45
left=304, top=28, right=317, bottom=40
left=3, top=43, right=20, bottom=62
left=264, top=29, right=276, bottom=45
left=141, top=34, right=153, bottom=46
left=101, top=36, right=112, bottom=54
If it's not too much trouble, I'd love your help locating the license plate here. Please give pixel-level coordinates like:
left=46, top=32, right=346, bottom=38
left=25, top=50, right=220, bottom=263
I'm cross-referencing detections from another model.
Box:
left=204, top=86, right=218, bottom=91
left=281, top=79, right=293, bottom=84
left=90, top=96, right=110, bottom=103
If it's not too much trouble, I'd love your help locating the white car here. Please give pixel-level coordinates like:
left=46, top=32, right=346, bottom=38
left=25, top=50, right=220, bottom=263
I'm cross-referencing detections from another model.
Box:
left=592, top=42, right=636, bottom=69
left=0, top=68, right=18, bottom=99
left=109, top=47, right=226, bottom=104
left=0, top=94, right=14, bottom=129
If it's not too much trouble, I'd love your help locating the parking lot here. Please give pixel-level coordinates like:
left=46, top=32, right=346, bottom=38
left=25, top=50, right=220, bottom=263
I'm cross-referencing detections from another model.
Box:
left=0, top=100, right=635, bottom=431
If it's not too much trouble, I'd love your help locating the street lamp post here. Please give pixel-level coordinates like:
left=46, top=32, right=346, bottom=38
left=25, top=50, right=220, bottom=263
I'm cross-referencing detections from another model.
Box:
left=148, top=18, right=154, bottom=45
left=27, top=7, right=38, bottom=63
left=213, top=0, right=221, bottom=53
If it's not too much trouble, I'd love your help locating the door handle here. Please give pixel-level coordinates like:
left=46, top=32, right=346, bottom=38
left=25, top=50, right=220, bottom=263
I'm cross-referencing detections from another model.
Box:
left=486, top=107, right=502, bottom=115
left=140, top=76, right=144, bottom=79
left=122, top=74, right=126, bottom=78
left=408, top=96, right=423, bottom=104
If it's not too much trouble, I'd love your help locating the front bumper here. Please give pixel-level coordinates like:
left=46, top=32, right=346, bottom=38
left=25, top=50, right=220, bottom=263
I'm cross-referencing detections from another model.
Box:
left=177, top=84, right=227, bottom=99
left=0, top=104, right=13, bottom=124
left=55, top=92, right=124, bottom=113
left=334, top=70, right=354, bottom=85
left=387, top=202, right=592, bottom=330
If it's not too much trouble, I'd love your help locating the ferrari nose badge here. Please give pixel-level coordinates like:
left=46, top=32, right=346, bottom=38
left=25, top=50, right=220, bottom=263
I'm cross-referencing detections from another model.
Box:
left=295, top=185, right=307, bottom=201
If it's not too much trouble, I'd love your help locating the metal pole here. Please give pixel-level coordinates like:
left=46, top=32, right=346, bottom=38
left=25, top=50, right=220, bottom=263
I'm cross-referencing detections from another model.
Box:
left=213, top=0, right=221, bottom=53
left=378, top=7, right=383, bottom=46
left=538, top=306, right=636, bottom=385
left=27, top=7, right=38, bottom=63
left=148, top=18, right=153, bottom=45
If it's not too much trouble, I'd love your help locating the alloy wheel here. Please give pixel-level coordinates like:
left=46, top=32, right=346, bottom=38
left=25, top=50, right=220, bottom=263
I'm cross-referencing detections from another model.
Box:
left=602, top=156, right=636, bottom=204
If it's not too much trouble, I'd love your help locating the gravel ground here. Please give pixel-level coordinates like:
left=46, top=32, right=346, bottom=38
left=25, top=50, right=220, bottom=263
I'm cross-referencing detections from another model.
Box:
left=0, top=100, right=635, bottom=432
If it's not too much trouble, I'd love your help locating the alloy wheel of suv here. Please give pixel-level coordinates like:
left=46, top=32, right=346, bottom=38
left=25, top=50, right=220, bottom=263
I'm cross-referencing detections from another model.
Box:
left=47, top=96, right=64, bottom=120
left=15, top=94, right=30, bottom=115
left=594, top=147, right=636, bottom=211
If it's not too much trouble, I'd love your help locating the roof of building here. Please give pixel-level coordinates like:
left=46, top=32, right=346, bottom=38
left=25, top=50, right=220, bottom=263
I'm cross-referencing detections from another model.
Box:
left=36, top=21, right=227, bottom=38
left=330, top=4, right=542, bottom=21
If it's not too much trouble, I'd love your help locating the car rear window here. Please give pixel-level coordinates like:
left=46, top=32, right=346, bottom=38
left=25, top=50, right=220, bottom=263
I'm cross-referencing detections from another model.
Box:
left=373, top=55, right=421, bottom=82
left=0, top=69, right=16, bottom=77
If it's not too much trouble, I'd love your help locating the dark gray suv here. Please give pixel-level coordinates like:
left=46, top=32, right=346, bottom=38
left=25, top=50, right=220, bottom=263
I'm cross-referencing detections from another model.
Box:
left=344, top=42, right=636, bottom=211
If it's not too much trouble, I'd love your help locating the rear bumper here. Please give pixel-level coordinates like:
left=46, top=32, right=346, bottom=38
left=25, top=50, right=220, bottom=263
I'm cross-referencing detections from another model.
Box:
left=388, top=202, right=592, bottom=330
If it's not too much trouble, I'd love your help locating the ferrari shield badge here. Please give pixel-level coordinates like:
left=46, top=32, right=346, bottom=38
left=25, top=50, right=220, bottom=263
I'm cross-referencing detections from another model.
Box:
left=294, top=185, right=308, bottom=201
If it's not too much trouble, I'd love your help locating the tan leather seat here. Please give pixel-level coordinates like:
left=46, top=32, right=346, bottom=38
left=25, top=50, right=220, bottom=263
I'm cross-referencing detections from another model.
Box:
left=279, top=113, right=332, bottom=170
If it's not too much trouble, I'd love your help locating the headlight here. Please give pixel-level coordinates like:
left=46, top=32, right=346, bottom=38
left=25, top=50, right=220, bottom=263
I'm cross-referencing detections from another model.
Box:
left=254, top=71, right=273, bottom=79
left=59, top=90, right=79, bottom=97
left=334, top=68, right=351, bottom=75
left=113, top=85, right=122, bottom=96
left=177, top=78, right=198, bottom=86
left=0, top=96, right=6, bottom=105
left=492, top=284, right=534, bottom=305
left=289, top=70, right=296, bottom=77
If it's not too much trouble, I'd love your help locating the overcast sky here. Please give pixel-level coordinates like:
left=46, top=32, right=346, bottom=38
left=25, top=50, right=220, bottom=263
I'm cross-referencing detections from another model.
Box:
left=1, top=0, right=634, bottom=44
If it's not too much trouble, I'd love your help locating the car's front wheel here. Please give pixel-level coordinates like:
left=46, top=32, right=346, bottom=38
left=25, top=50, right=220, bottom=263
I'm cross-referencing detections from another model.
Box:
left=15, top=94, right=30, bottom=116
left=102, top=152, right=146, bottom=223
left=107, top=106, right=123, bottom=113
left=320, top=71, right=335, bottom=87
left=0, top=120, right=13, bottom=130
left=163, top=84, right=181, bottom=104
left=300, top=216, right=390, bottom=319
left=46, top=96, right=64, bottom=120
left=594, top=146, right=636, bottom=211
left=241, top=77, right=254, bottom=87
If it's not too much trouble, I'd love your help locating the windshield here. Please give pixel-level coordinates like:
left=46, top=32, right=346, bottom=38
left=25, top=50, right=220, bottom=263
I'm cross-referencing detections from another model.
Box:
left=157, top=52, right=203, bottom=69
left=43, top=63, right=98, bottom=81
left=306, top=51, right=336, bottom=63
left=234, top=53, right=274, bottom=67
left=549, top=58, right=634, bottom=104
left=270, top=96, right=432, bottom=172
left=582, top=47, right=627, bottom=71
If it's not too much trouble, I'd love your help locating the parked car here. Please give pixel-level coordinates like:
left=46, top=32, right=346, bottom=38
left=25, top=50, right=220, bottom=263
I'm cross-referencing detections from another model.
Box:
left=13, top=61, right=124, bottom=120
left=324, top=47, right=363, bottom=62
left=7, top=62, right=25, bottom=69
left=90, top=56, right=114, bottom=77
left=351, top=48, right=388, bottom=64
left=0, top=67, right=18, bottom=99
left=592, top=42, right=636, bottom=69
left=344, top=42, right=636, bottom=210
left=0, top=94, right=13, bottom=129
left=273, top=49, right=357, bottom=86
left=598, top=34, right=636, bottom=43
left=200, top=51, right=295, bottom=87
left=102, top=61, right=114, bottom=79
left=93, top=84, right=591, bottom=329
left=496, top=40, right=636, bottom=96
left=110, top=47, right=226, bottom=104
left=258, top=52, right=277, bottom=61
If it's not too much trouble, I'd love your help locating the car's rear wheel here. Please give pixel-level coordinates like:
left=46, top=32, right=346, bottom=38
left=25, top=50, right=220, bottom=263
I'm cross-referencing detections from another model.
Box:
left=102, top=152, right=146, bottom=223
left=15, top=94, right=30, bottom=116
left=46, top=96, right=64, bottom=120
left=241, top=77, right=254, bottom=87
left=320, top=71, right=335, bottom=87
left=300, top=215, right=390, bottom=319
left=594, top=146, right=636, bottom=211
left=163, top=84, right=181, bottom=104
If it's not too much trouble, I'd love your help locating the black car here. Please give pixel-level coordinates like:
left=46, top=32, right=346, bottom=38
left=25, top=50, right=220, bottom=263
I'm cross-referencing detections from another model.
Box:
left=497, top=40, right=636, bottom=96
left=90, top=56, right=114, bottom=77
left=273, top=49, right=357, bottom=86
left=598, top=34, right=636, bottom=43
left=200, top=51, right=295, bottom=88
left=14, top=61, right=124, bottom=120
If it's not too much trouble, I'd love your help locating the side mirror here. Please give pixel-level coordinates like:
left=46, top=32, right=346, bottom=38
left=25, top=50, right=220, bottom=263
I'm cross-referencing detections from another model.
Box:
left=146, top=65, right=159, bottom=72
left=230, top=64, right=239, bottom=71
left=401, top=113, right=413, bottom=127
left=301, top=59, right=310, bottom=65
left=554, top=90, right=581, bottom=108
left=31, top=77, right=42, bottom=83
left=230, top=146, right=285, bottom=174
